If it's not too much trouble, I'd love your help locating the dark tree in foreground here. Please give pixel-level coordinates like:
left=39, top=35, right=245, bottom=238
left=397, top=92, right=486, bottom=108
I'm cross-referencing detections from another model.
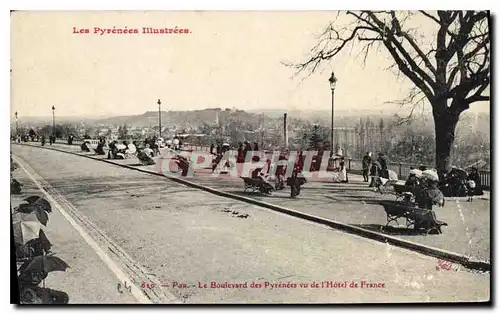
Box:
left=309, top=124, right=328, bottom=150
left=289, top=11, right=490, bottom=175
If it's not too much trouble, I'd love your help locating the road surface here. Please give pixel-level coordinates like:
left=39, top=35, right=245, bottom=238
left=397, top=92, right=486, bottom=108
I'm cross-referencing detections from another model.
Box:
left=11, top=144, right=490, bottom=303
left=38, top=142, right=490, bottom=262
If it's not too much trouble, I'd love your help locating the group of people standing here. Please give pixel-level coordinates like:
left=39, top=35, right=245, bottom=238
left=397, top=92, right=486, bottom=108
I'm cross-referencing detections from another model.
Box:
left=361, top=151, right=391, bottom=191
left=250, top=152, right=306, bottom=198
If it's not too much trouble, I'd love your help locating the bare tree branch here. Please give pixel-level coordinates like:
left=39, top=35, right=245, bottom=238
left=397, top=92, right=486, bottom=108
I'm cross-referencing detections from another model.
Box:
left=285, top=10, right=490, bottom=173
left=286, top=10, right=489, bottom=111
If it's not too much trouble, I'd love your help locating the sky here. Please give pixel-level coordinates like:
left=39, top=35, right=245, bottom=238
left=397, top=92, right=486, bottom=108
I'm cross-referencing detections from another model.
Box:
left=11, top=11, right=490, bottom=118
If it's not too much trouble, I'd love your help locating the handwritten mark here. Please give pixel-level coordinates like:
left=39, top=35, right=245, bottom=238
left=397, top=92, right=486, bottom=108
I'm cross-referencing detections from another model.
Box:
left=117, top=281, right=133, bottom=294
left=436, top=259, right=457, bottom=271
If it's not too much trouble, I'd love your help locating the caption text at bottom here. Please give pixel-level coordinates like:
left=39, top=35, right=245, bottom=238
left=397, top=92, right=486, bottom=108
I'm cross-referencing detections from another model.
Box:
left=139, top=281, right=385, bottom=289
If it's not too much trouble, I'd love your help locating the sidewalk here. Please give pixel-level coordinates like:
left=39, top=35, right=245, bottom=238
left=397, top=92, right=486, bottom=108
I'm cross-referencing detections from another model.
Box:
left=11, top=163, right=139, bottom=304
left=16, top=142, right=491, bottom=263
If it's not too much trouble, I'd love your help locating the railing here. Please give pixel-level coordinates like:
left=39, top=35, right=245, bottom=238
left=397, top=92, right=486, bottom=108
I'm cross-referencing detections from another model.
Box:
left=47, top=139, right=491, bottom=190
left=347, top=158, right=490, bottom=190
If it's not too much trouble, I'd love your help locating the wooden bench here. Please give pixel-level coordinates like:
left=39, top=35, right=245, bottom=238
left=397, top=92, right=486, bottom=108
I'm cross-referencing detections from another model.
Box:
left=241, top=177, right=273, bottom=195
left=379, top=201, right=448, bottom=235
left=379, top=201, right=411, bottom=227
left=406, top=209, right=448, bottom=235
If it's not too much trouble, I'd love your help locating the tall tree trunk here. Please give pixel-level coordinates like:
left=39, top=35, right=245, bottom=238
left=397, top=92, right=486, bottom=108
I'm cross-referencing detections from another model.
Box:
left=433, top=109, right=460, bottom=175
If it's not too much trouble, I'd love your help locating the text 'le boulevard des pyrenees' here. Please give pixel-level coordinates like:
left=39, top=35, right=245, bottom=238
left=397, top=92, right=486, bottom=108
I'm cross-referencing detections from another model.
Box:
left=11, top=11, right=490, bottom=305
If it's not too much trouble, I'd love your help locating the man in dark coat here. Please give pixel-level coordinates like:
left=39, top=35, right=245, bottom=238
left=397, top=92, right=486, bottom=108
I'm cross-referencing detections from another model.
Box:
left=377, top=153, right=389, bottom=179
left=362, top=152, right=372, bottom=182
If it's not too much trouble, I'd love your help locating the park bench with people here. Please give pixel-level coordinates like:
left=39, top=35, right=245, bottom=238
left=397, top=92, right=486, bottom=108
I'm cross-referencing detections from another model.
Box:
left=405, top=208, right=448, bottom=234
left=241, top=177, right=274, bottom=195
left=393, top=184, right=414, bottom=202
left=379, top=200, right=448, bottom=235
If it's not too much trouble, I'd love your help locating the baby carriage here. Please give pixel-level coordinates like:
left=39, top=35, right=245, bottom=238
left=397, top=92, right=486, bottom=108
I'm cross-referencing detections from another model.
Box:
left=374, top=169, right=399, bottom=194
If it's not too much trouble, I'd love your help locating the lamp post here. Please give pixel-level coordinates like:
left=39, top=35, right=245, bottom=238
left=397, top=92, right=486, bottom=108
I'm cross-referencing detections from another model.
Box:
left=329, top=71, right=337, bottom=157
left=15, top=111, right=18, bottom=137
left=52, top=105, right=56, bottom=137
left=157, top=99, right=162, bottom=138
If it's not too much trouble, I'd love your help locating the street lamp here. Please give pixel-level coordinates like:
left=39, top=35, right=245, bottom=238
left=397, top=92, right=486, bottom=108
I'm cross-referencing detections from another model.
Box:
left=157, top=99, right=162, bottom=138
left=329, top=71, right=337, bottom=157
left=15, top=111, right=18, bottom=137
left=52, top=105, right=56, bottom=137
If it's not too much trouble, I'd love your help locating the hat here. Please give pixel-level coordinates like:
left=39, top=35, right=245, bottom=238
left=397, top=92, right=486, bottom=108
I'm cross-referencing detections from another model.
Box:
left=409, top=169, right=423, bottom=178
left=467, top=180, right=476, bottom=189
left=422, top=170, right=439, bottom=182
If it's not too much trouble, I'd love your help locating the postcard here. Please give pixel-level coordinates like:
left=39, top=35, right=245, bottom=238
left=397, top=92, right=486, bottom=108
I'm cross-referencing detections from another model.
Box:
left=10, top=10, right=490, bottom=304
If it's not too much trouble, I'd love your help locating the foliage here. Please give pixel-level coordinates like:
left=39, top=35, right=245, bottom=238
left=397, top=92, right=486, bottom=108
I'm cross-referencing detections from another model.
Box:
left=118, top=124, right=128, bottom=139
left=308, top=124, right=329, bottom=150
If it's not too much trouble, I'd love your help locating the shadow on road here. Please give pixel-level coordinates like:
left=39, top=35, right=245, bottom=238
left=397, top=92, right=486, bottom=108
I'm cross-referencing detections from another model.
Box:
left=328, top=194, right=391, bottom=205
left=128, top=163, right=146, bottom=167
left=352, top=224, right=435, bottom=236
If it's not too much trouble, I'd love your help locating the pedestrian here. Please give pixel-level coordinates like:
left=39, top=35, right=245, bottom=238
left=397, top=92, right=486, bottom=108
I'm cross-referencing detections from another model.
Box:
left=237, top=142, right=244, bottom=163
left=362, top=152, right=372, bottom=182
left=298, top=149, right=305, bottom=171
left=415, top=170, right=445, bottom=209
left=467, top=167, right=480, bottom=201
left=368, top=160, right=378, bottom=188
left=339, top=157, right=348, bottom=183
left=369, top=160, right=382, bottom=192
left=377, top=153, right=389, bottom=179
left=173, top=137, right=180, bottom=151
left=275, top=153, right=287, bottom=190
left=210, top=143, right=215, bottom=155
left=289, top=162, right=304, bottom=198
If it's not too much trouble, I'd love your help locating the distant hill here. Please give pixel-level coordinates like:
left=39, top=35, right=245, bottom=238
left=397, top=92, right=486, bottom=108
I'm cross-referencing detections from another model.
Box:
left=14, top=108, right=489, bottom=137
left=95, top=108, right=265, bottom=128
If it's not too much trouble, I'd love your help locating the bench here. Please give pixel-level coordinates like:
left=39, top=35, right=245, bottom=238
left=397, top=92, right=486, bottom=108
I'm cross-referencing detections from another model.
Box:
left=379, top=201, right=411, bottom=227
left=393, top=184, right=414, bottom=202
left=379, top=201, right=448, bottom=235
left=241, top=177, right=273, bottom=195
left=137, top=151, right=156, bottom=166
left=406, top=209, right=448, bottom=235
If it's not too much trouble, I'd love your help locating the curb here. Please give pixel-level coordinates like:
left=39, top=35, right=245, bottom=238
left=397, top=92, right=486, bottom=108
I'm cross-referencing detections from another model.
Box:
left=13, top=143, right=491, bottom=272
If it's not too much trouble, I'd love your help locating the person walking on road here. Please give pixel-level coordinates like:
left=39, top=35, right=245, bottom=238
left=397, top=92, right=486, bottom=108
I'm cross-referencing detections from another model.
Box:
left=377, top=153, right=389, bottom=179
left=362, top=152, right=372, bottom=182
left=289, top=163, right=305, bottom=198
left=339, top=157, right=349, bottom=183
left=275, top=153, right=287, bottom=190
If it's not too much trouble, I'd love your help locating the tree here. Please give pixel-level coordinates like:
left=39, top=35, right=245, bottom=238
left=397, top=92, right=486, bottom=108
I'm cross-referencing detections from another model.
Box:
left=118, top=124, right=128, bottom=139
left=389, top=130, right=435, bottom=165
left=289, top=11, right=490, bottom=175
left=28, top=129, right=36, bottom=140
left=38, top=125, right=52, bottom=137
left=54, top=124, right=77, bottom=139
left=309, top=125, right=326, bottom=150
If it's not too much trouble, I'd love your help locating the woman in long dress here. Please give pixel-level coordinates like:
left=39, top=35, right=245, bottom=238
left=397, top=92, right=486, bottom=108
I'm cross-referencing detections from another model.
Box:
left=338, top=157, right=348, bottom=183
